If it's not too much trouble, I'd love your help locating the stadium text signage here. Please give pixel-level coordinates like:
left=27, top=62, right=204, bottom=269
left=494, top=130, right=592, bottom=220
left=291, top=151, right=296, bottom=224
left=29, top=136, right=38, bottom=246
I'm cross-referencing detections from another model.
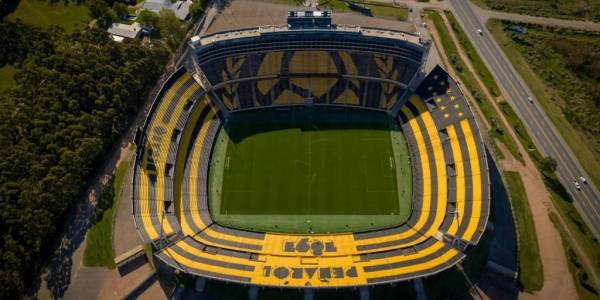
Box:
left=262, top=265, right=358, bottom=282
left=283, top=238, right=337, bottom=256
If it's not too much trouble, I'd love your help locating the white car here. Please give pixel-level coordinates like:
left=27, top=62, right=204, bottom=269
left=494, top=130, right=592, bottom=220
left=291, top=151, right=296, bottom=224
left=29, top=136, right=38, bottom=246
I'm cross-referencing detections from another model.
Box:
left=574, top=180, right=581, bottom=190
left=579, top=176, right=587, bottom=184
left=527, top=96, right=534, bottom=103
left=477, top=29, right=483, bottom=35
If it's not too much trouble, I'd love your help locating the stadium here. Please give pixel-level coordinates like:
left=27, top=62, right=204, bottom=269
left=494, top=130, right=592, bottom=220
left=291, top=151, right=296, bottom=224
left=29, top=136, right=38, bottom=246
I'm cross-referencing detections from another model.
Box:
left=132, top=10, right=490, bottom=289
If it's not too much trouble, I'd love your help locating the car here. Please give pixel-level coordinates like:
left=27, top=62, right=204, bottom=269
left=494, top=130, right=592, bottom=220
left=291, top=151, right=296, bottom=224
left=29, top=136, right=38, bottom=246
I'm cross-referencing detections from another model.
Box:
left=580, top=176, right=587, bottom=184
left=574, top=180, right=581, bottom=190
left=527, top=96, right=534, bottom=103
left=477, top=29, right=483, bottom=35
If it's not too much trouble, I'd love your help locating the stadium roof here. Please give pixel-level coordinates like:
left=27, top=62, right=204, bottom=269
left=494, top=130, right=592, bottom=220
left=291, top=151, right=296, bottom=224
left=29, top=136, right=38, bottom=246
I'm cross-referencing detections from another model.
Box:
left=195, top=25, right=421, bottom=47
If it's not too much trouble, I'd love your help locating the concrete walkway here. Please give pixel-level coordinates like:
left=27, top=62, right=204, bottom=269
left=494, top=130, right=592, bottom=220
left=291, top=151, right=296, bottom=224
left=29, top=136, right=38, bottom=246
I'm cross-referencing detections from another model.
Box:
left=96, top=264, right=159, bottom=300
left=113, top=156, right=142, bottom=257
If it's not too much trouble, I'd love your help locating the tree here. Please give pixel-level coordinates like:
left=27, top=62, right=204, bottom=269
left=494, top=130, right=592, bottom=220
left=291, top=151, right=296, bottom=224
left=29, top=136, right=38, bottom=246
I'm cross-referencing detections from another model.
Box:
left=112, top=2, right=129, bottom=20
left=136, top=9, right=159, bottom=27
left=158, top=8, right=186, bottom=51
left=86, top=0, right=117, bottom=28
left=189, top=0, right=204, bottom=17
left=0, top=21, right=55, bottom=67
left=0, top=0, right=19, bottom=19
left=0, top=22, right=168, bottom=299
left=540, top=156, right=558, bottom=174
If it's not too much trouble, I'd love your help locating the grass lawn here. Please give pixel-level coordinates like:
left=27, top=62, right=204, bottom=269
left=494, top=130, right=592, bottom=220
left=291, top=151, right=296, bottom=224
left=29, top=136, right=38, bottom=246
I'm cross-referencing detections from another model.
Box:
left=487, top=20, right=600, bottom=190
left=209, top=106, right=412, bottom=233
left=319, top=0, right=408, bottom=21
left=503, top=171, right=543, bottom=292
left=259, top=0, right=304, bottom=5
left=0, top=65, right=17, bottom=92
left=319, top=0, right=349, bottom=11
left=497, top=101, right=543, bottom=163
left=7, top=0, right=89, bottom=32
left=479, top=0, right=600, bottom=22
left=83, top=159, right=131, bottom=268
left=426, top=11, right=521, bottom=162
left=367, top=2, right=408, bottom=21
left=469, top=0, right=489, bottom=9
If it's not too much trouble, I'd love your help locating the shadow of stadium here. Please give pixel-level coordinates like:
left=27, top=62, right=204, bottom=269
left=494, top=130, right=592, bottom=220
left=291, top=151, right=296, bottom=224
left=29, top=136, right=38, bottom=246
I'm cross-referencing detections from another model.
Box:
left=216, top=106, right=405, bottom=143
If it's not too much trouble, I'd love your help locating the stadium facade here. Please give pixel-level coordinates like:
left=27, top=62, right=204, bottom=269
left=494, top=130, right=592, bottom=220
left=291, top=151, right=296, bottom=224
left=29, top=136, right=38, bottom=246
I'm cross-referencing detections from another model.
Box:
left=132, top=11, right=490, bottom=288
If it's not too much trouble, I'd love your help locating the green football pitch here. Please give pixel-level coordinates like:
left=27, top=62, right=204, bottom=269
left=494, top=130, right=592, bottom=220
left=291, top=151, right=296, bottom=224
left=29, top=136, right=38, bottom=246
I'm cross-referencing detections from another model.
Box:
left=208, top=106, right=412, bottom=233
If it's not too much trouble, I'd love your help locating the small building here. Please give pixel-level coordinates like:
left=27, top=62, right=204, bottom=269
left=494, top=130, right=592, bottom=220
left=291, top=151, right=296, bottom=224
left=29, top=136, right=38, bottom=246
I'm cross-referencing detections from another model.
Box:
left=347, top=2, right=372, bottom=16
left=108, top=22, right=142, bottom=42
left=169, top=0, right=193, bottom=20
left=141, top=25, right=155, bottom=37
left=508, top=25, right=528, bottom=34
left=141, top=0, right=192, bottom=20
left=287, top=11, right=332, bottom=30
left=141, top=0, right=171, bottom=14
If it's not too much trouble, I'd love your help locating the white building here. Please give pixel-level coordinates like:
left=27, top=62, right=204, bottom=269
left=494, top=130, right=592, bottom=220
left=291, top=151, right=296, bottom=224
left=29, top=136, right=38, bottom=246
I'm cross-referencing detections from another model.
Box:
left=141, top=0, right=193, bottom=20
left=108, top=22, right=142, bottom=42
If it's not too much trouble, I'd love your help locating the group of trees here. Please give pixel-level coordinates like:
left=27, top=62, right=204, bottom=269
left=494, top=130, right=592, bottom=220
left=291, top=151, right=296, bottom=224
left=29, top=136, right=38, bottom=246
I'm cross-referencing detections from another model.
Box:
left=0, top=21, right=56, bottom=66
left=0, top=0, right=19, bottom=19
left=87, top=0, right=142, bottom=28
left=0, top=0, right=211, bottom=295
left=549, top=39, right=600, bottom=108
left=0, top=18, right=169, bottom=298
left=136, top=8, right=190, bottom=51
left=137, top=0, right=207, bottom=51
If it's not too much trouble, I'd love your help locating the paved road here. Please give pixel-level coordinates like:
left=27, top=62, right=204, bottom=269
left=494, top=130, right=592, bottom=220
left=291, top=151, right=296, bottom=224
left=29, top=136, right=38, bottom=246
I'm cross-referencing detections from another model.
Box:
left=449, top=0, right=600, bottom=239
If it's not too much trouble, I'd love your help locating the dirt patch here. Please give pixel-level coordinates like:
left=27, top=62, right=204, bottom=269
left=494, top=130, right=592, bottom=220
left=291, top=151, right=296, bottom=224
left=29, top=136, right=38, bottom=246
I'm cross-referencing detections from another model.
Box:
left=498, top=142, right=577, bottom=299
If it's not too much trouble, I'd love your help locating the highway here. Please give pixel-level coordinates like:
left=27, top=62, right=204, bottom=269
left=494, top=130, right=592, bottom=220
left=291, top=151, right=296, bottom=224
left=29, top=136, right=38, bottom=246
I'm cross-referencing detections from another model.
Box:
left=449, top=0, right=600, bottom=239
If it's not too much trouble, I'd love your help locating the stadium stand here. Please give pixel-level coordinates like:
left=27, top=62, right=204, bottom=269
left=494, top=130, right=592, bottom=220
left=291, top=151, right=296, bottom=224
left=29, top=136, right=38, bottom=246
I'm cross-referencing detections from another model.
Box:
left=132, top=20, right=490, bottom=288
left=195, top=26, right=423, bottom=111
left=134, top=68, right=205, bottom=245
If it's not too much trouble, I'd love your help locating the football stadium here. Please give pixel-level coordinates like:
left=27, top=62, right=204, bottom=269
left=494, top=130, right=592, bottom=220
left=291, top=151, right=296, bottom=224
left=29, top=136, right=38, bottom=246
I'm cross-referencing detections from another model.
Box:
left=132, top=10, right=490, bottom=289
